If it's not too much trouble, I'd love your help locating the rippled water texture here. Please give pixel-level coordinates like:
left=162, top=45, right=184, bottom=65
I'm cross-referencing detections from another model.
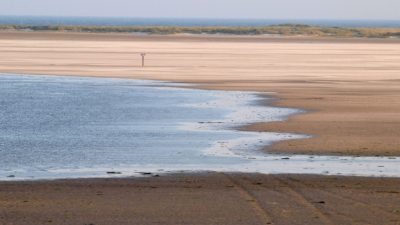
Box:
left=0, top=74, right=399, bottom=180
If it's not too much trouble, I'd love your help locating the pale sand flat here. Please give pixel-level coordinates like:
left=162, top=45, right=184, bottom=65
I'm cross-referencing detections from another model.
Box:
left=0, top=31, right=400, bottom=156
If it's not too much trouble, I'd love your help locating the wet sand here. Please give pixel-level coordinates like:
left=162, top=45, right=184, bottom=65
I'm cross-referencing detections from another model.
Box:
left=1, top=32, right=400, bottom=225
left=1, top=31, right=400, bottom=156
left=1, top=173, right=400, bottom=225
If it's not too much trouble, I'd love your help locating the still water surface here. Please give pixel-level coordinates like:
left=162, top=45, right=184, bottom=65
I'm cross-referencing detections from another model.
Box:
left=0, top=74, right=399, bottom=180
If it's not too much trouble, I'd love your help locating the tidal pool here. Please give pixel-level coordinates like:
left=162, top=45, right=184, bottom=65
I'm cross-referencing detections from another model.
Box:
left=0, top=74, right=398, bottom=180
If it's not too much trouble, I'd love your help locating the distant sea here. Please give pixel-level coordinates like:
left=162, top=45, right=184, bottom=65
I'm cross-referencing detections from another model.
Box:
left=0, top=16, right=399, bottom=28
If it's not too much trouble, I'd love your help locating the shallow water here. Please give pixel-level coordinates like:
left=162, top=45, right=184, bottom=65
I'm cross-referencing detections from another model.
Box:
left=0, top=74, right=399, bottom=180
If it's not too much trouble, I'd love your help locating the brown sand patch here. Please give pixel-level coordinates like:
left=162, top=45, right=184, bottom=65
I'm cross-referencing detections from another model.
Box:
left=1, top=173, right=399, bottom=225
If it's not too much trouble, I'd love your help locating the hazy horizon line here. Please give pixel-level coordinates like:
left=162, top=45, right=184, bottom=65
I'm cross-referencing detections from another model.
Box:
left=1, top=15, right=400, bottom=22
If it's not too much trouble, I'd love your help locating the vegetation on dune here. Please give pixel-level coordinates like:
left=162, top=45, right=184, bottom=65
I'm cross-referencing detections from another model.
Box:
left=0, top=24, right=399, bottom=38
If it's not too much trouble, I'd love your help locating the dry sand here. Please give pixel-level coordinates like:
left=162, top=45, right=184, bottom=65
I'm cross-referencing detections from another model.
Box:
left=1, top=32, right=400, bottom=225
left=1, top=173, right=400, bottom=225
left=1, top=31, right=400, bottom=156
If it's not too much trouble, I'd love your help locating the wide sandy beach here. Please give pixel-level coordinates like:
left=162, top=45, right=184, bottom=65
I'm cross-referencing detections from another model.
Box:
left=1, top=31, right=400, bottom=156
left=0, top=31, right=400, bottom=224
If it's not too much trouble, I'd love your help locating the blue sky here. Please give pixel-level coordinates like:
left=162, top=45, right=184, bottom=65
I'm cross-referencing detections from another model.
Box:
left=1, top=0, right=400, bottom=20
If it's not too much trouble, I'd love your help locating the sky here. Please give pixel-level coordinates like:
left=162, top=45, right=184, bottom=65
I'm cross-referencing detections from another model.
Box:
left=1, top=0, right=400, bottom=20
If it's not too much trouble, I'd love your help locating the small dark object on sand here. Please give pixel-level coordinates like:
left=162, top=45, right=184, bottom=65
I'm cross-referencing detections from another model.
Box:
left=140, top=172, right=153, bottom=176
left=106, top=171, right=122, bottom=175
left=315, top=201, right=326, bottom=204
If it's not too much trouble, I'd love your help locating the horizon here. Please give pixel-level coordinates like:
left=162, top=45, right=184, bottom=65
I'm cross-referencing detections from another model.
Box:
left=1, top=15, right=399, bottom=28
left=1, top=0, right=400, bottom=20
left=2, top=15, right=400, bottom=21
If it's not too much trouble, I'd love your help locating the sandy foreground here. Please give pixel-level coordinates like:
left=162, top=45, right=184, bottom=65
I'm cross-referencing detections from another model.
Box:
left=1, top=31, right=400, bottom=156
left=1, top=173, right=400, bottom=225
left=0, top=32, right=400, bottom=225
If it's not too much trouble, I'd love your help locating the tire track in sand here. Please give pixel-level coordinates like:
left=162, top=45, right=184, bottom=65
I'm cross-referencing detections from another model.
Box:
left=270, top=175, right=336, bottom=225
left=221, top=173, right=274, bottom=225
left=281, top=176, right=400, bottom=225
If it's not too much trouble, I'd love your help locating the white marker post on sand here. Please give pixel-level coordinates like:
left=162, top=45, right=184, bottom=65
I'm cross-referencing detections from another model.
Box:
left=140, top=53, right=146, bottom=67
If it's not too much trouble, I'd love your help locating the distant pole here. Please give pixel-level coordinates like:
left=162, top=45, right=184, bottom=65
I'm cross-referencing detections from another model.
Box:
left=140, top=53, right=146, bottom=67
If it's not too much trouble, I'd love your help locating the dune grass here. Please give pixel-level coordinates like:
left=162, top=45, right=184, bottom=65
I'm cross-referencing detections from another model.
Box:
left=1, top=24, right=399, bottom=38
